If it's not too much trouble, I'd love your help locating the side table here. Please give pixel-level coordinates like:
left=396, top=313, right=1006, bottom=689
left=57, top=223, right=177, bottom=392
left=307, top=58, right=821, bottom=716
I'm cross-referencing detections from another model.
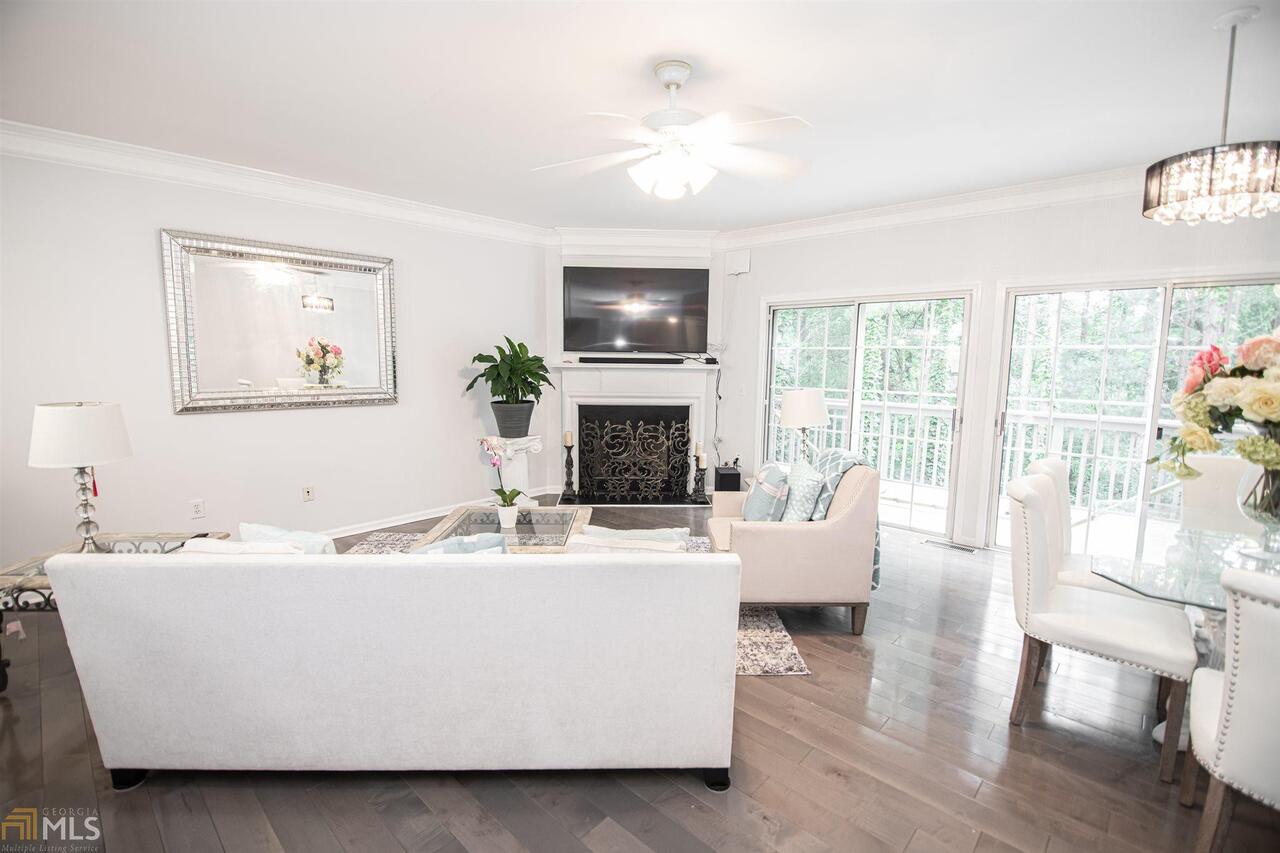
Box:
left=0, top=531, right=229, bottom=692
left=481, top=434, right=543, bottom=507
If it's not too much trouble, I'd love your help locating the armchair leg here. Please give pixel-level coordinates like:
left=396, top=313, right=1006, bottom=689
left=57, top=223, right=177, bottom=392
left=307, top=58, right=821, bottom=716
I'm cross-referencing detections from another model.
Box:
left=1193, top=777, right=1234, bottom=853
left=1179, top=744, right=1201, bottom=807
left=850, top=603, right=868, bottom=636
left=702, top=768, right=730, bottom=792
left=1159, top=680, right=1188, bottom=783
left=1010, top=634, right=1045, bottom=726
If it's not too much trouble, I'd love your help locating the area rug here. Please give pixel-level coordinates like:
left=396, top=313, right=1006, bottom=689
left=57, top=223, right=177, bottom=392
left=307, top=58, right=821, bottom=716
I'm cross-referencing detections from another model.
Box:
left=344, top=532, right=809, bottom=676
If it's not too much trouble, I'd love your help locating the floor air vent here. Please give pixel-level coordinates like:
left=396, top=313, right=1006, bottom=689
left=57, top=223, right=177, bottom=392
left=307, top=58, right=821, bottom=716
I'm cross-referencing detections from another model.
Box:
left=923, top=538, right=977, bottom=553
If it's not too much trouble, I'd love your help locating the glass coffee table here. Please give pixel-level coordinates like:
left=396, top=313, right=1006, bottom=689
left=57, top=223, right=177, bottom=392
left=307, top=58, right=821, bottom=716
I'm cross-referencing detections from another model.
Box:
left=414, top=506, right=591, bottom=554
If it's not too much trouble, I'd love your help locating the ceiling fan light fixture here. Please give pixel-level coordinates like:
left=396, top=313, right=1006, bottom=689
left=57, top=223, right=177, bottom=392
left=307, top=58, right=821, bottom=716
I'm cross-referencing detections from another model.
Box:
left=626, top=157, right=660, bottom=194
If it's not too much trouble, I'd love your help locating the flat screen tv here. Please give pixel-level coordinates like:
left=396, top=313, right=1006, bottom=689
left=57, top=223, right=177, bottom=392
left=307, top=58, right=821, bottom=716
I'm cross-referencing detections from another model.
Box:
left=563, top=266, right=709, bottom=353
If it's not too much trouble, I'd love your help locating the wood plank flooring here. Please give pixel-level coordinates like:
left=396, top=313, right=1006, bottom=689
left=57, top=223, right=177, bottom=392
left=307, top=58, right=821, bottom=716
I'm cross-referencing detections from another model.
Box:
left=2, top=501, right=1277, bottom=852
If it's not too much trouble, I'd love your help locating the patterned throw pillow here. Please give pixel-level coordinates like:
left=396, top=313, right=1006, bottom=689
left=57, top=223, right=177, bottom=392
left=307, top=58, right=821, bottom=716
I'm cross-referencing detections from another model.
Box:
left=742, top=462, right=790, bottom=522
left=781, top=459, right=825, bottom=522
left=809, top=448, right=869, bottom=521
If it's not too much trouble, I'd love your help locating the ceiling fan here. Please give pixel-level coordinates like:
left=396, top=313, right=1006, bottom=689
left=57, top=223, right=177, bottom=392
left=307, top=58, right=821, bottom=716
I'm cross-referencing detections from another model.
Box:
left=532, top=60, right=810, bottom=200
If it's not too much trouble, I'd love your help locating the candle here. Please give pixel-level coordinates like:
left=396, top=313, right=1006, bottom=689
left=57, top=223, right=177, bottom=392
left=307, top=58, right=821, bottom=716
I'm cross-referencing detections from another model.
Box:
left=695, top=442, right=704, bottom=455
left=563, top=430, right=574, bottom=447
left=696, top=452, right=707, bottom=469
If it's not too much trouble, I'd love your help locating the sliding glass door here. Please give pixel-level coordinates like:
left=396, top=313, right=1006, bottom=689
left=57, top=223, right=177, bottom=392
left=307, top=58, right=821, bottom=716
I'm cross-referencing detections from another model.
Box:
left=764, top=295, right=968, bottom=536
left=991, top=280, right=1280, bottom=557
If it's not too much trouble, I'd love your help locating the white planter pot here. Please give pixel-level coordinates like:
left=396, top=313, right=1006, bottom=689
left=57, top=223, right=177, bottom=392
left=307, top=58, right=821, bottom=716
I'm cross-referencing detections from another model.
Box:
left=497, top=505, right=519, bottom=528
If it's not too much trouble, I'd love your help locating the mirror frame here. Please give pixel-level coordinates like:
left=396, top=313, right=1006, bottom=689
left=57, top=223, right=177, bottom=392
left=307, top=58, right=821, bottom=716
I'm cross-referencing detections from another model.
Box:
left=160, top=230, right=397, bottom=414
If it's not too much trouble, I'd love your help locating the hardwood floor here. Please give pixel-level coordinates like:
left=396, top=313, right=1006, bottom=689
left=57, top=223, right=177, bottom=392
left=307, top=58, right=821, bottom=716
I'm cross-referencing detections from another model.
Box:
left=3, top=501, right=1278, bottom=852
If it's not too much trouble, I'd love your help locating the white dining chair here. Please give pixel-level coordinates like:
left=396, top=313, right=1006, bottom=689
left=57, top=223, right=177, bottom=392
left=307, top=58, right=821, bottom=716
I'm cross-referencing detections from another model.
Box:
left=1178, top=567, right=1280, bottom=852
left=1026, top=457, right=1169, bottom=603
left=1181, top=454, right=1264, bottom=537
left=1006, top=473, right=1198, bottom=782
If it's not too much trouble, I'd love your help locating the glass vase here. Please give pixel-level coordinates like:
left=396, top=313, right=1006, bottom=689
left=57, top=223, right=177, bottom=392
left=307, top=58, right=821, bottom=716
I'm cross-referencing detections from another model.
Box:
left=1237, top=464, right=1280, bottom=559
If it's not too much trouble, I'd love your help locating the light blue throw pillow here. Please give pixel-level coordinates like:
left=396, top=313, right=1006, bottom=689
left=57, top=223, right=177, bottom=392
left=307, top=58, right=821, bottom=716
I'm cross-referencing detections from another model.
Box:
left=411, top=532, right=509, bottom=555
left=781, top=459, right=825, bottom=522
left=239, top=522, right=336, bottom=555
left=809, top=449, right=869, bottom=521
left=742, top=462, right=790, bottom=522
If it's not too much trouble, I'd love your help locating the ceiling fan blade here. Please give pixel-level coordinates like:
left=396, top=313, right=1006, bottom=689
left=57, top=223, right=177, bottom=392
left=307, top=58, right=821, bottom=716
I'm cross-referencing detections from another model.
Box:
left=530, top=147, right=650, bottom=175
left=695, top=143, right=804, bottom=178
left=684, top=108, right=813, bottom=146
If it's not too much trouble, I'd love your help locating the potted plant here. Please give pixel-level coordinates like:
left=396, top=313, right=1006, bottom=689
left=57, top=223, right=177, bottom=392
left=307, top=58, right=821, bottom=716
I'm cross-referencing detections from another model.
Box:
left=1150, top=335, right=1280, bottom=557
left=296, top=336, right=344, bottom=385
left=481, top=439, right=522, bottom=527
left=465, top=337, right=553, bottom=438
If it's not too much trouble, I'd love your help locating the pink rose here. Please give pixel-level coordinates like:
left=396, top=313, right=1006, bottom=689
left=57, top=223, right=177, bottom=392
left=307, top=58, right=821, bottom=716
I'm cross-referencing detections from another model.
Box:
left=1237, top=336, right=1280, bottom=371
left=331, top=345, right=342, bottom=356
left=1182, top=362, right=1206, bottom=395
left=308, top=337, right=316, bottom=346
left=1191, top=344, right=1227, bottom=376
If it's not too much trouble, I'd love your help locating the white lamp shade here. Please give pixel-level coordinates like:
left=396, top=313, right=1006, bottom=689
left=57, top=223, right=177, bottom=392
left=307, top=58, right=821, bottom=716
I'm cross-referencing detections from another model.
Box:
left=28, top=402, right=133, bottom=468
left=779, top=389, right=828, bottom=428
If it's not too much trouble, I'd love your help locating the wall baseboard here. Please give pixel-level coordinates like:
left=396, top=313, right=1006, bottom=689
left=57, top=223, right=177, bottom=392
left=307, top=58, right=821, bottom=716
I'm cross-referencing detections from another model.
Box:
left=320, top=486, right=560, bottom=540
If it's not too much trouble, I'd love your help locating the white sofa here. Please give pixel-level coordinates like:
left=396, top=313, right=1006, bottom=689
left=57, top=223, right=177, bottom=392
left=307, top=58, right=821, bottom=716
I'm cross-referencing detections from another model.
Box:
left=708, top=465, right=879, bottom=633
left=45, top=551, right=742, bottom=791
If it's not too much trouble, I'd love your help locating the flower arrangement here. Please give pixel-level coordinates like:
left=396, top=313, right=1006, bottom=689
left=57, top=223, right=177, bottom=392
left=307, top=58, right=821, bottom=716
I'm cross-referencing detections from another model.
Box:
left=1151, top=332, right=1280, bottom=530
left=296, top=336, right=344, bottom=385
left=480, top=438, right=522, bottom=507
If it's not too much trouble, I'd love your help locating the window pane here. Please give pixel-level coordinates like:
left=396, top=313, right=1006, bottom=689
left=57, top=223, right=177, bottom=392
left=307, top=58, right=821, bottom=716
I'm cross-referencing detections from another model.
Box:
left=765, top=305, right=854, bottom=465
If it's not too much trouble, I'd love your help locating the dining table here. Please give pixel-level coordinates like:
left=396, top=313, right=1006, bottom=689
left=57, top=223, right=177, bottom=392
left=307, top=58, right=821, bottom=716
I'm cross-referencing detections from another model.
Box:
left=1088, top=499, right=1280, bottom=746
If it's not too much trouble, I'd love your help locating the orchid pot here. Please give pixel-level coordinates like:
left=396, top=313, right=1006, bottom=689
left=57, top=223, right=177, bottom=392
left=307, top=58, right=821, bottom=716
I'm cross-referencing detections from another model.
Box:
left=480, top=438, right=523, bottom=528
left=497, top=505, right=519, bottom=528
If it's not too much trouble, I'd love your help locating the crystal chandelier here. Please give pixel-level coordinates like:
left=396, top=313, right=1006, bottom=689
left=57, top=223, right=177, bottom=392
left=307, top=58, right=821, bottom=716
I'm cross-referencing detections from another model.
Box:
left=1143, top=7, right=1279, bottom=226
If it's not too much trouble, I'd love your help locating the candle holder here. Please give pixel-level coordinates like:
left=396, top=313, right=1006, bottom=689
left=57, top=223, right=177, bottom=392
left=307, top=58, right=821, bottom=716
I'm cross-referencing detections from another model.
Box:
left=692, top=464, right=708, bottom=504
left=561, top=444, right=578, bottom=503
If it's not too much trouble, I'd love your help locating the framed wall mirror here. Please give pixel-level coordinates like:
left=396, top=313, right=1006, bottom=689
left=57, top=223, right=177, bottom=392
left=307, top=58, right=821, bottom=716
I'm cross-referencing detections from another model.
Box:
left=160, top=230, right=397, bottom=413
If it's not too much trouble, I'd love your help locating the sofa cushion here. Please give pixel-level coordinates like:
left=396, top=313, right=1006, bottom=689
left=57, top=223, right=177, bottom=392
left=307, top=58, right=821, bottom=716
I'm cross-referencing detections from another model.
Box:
left=581, top=524, right=690, bottom=541
left=781, top=459, right=824, bottom=522
left=809, top=449, right=870, bottom=521
left=180, top=538, right=303, bottom=555
left=707, top=517, right=734, bottom=552
left=411, top=532, right=508, bottom=555
left=567, top=535, right=687, bottom=554
left=742, top=462, right=790, bottom=522
left=239, top=522, right=336, bottom=554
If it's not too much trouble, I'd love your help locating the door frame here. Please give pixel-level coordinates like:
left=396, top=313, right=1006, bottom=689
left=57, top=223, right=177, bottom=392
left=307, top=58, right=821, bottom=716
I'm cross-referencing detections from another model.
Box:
left=984, top=272, right=1280, bottom=549
left=759, top=286, right=976, bottom=539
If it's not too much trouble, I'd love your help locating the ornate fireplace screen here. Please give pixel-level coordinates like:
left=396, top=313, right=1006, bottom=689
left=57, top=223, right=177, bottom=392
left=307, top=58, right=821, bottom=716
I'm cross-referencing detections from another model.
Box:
left=578, top=405, right=691, bottom=503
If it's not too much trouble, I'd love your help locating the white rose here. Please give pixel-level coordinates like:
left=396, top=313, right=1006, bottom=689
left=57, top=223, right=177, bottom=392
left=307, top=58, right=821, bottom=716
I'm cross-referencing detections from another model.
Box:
left=1202, top=376, right=1244, bottom=409
left=1179, top=424, right=1220, bottom=453
left=325, top=354, right=337, bottom=367
left=1265, top=366, right=1280, bottom=382
left=1238, top=379, right=1280, bottom=422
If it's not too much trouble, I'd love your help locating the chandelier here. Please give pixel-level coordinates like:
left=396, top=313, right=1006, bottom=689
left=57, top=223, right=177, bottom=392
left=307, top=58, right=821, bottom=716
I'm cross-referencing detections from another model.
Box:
left=1143, top=7, right=1279, bottom=226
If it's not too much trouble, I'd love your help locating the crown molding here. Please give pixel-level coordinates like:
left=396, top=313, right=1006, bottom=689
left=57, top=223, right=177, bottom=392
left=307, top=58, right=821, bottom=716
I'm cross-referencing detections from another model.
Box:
left=712, top=167, right=1145, bottom=250
left=0, top=120, right=557, bottom=247
left=554, top=227, right=718, bottom=260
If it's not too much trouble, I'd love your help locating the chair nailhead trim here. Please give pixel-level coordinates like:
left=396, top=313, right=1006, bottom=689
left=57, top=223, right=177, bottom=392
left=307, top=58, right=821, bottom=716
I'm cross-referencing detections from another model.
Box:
left=1202, top=587, right=1280, bottom=810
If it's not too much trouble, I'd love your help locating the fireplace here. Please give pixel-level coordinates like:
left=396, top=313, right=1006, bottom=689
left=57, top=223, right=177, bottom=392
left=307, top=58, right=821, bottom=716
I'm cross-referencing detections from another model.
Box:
left=569, top=404, right=698, bottom=504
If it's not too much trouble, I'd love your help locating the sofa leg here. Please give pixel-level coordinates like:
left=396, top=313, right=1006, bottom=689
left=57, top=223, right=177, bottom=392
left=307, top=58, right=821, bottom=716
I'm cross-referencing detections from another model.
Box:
left=702, top=768, right=730, bottom=792
left=109, top=768, right=149, bottom=791
left=850, top=603, right=868, bottom=636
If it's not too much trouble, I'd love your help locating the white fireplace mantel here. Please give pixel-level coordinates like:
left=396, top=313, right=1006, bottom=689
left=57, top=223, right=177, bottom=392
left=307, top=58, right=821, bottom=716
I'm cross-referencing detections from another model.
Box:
left=554, top=362, right=716, bottom=494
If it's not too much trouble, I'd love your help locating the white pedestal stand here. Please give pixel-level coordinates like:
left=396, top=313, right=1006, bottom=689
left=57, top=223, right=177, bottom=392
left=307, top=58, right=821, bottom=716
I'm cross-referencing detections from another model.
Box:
left=481, top=434, right=542, bottom=507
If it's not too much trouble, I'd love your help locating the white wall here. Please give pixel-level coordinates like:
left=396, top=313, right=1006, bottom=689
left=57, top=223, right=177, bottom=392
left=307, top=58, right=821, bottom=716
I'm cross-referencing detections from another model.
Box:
left=0, top=156, right=548, bottom=562
left=711, top=194, right=1280, bottom=547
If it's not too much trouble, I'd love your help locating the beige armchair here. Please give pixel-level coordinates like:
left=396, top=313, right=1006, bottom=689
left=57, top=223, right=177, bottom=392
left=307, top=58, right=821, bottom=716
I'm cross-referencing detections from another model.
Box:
left=708, top=466, right=880, bottom=634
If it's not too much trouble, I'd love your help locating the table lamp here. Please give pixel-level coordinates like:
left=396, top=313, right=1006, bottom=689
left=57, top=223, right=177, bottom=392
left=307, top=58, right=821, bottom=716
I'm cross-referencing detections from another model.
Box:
left=28, top=402, right=133, bottom=553
left=780, top=389, right=828, bottom=461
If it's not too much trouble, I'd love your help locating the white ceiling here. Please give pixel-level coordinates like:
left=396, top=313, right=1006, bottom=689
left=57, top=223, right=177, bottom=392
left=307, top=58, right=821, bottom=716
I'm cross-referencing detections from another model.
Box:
left=3, top=1, right=1278, bottom=231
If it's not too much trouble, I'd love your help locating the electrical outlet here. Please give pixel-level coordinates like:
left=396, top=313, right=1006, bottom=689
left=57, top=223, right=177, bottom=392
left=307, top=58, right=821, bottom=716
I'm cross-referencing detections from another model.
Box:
left=303, top=487, right=315, bottom=502
left=190, top=499, right=206, bottom=519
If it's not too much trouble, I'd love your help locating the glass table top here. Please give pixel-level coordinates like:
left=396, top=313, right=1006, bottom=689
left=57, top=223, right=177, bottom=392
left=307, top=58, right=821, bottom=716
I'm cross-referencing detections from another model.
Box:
left=1090, top=518, right=1280, bottom=612
left=432, top=507, right=587, bottom=550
